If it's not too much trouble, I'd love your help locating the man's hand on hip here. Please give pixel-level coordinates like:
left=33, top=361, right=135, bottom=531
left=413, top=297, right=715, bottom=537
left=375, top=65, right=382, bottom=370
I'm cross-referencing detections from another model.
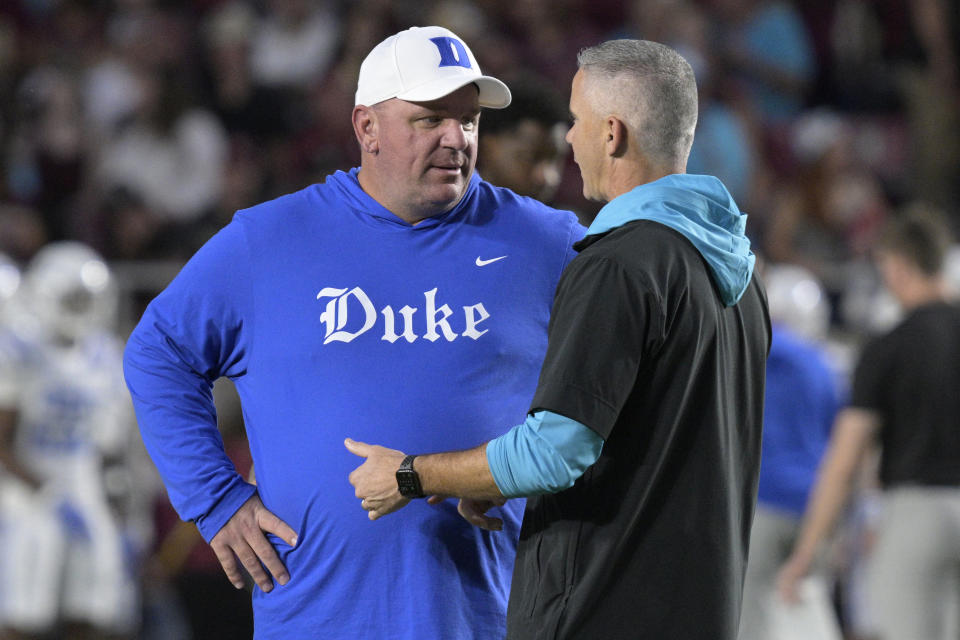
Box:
left=210, top=494, right=298, bottom=592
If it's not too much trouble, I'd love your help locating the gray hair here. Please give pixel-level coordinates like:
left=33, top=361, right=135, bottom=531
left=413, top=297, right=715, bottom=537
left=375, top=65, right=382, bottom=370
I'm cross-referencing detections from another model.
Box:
left=577, top=39, right=698, bottom=166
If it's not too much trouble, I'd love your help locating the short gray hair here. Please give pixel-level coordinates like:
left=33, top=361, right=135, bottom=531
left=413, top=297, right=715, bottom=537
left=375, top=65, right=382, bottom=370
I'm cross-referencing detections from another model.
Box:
left=577, top=39, right=698, bottom=166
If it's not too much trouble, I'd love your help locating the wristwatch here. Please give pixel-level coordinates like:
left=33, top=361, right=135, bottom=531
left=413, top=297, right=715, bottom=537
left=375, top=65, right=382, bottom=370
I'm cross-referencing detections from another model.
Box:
left=396, top=454, right=425, bottom=498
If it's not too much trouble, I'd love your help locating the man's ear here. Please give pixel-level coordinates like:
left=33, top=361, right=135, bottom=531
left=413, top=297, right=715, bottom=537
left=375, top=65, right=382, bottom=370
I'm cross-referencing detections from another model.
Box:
left=352, top=105, right=380, bottom=154
left=605, top=116, right=629, bottom=158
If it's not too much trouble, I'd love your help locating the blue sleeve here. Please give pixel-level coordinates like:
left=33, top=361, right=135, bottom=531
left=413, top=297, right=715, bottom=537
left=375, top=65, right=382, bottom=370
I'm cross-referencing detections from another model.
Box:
left=485, top=410, right=603, bottom=498
left=123, top=219, right=257, bottom=542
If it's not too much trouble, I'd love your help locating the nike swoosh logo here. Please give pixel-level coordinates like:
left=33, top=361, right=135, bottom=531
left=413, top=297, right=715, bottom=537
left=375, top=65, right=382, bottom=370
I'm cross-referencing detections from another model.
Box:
left=475, top=255, right=508, bottom=267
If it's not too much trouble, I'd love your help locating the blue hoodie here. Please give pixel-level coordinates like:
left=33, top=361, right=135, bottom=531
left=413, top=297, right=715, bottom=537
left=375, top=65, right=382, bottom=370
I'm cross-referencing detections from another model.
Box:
left=123, top=169, right=584, bottom=640
left=586, top=173, right=755, bottom=305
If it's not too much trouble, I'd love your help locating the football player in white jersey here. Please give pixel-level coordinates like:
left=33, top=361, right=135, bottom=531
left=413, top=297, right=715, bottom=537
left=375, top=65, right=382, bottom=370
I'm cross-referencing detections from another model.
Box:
left=0, top=242, right=141, bottom=639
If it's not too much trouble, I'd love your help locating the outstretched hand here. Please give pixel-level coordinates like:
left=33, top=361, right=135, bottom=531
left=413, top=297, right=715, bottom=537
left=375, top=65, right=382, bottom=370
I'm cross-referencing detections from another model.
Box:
left=345, top=438, right=410, bottom=520
left=209, top=494, right=298, bottom=592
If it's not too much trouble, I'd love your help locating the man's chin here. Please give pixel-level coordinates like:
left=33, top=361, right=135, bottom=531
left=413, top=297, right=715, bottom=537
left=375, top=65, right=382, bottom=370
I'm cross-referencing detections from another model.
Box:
left=423, top=183, right=468, bottom=215
left=426, top=172, right=469, bottom=195
left=582, top=184, right=606, bottom=203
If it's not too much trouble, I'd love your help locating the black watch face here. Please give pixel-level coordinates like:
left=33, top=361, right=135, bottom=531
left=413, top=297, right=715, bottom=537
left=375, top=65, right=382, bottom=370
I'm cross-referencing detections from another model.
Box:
left=397, top=470, right=423, bottom=497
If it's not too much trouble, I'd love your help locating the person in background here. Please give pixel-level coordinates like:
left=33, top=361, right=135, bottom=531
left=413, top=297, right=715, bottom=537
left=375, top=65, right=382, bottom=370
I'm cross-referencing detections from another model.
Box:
left=0, top=242, right=141, bottom=640
left=778, top=204, right=960, bottom=640
left=738, top=262, right=843, bottom=640
left=476, top=74, right=569, bottom=204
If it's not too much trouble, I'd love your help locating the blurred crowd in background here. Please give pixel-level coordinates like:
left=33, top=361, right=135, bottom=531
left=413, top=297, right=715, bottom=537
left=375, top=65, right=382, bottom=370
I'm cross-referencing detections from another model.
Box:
left=1, top=0, right=959, bottom=328
left=0, top=0, right=958, bottom=638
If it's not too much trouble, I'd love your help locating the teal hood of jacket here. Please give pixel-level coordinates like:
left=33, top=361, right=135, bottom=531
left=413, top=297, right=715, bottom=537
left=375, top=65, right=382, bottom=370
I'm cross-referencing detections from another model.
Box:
left=586, top=173, right=755, bottom=305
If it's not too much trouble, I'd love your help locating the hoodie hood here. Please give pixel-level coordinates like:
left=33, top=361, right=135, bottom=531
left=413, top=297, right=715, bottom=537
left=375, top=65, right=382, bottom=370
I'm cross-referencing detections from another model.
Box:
left=586, top=173, right=755, bottom=305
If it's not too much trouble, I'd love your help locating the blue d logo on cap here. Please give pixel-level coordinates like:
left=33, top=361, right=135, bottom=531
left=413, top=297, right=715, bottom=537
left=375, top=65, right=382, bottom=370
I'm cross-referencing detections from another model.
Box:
left=429, top=37, right=472, bottom=70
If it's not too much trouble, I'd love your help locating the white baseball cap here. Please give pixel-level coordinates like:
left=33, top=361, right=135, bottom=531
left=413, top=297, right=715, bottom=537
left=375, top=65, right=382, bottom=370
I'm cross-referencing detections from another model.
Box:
left=355, top=26, right=511, bottom=109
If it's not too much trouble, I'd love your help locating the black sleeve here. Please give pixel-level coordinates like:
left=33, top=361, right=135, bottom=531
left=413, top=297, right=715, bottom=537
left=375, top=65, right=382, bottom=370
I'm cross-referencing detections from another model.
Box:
left=530, top=254, right=662, bottom=439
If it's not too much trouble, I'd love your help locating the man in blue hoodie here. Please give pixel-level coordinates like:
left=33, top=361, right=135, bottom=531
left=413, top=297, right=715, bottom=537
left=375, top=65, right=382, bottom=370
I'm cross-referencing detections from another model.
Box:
left=347, top=39, right=771, bottom=639
left=124, top=26, right=584, bottom=640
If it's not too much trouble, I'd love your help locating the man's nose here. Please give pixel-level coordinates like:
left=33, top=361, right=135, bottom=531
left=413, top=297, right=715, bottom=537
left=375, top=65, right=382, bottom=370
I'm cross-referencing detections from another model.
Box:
left=440, top=119, right=469, bottom=150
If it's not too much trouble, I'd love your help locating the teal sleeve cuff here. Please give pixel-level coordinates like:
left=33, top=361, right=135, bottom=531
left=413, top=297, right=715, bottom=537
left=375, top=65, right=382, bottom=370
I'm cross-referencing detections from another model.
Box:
left=485, top=410, right=604, bottom=498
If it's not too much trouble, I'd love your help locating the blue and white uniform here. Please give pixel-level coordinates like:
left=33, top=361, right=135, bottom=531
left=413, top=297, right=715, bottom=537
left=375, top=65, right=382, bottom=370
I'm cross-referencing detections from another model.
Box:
left=737, top=324, right=844, bottom=640
left=757, top=325, right=840, bottom=517
left=0, top=329, right=138, bottom=634
left=124, top=169, right=584, bottom=639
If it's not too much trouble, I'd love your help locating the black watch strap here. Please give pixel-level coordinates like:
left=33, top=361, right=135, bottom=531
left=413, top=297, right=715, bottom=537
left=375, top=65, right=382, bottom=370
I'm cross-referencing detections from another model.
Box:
left=396, top=454, right=425, bottom=498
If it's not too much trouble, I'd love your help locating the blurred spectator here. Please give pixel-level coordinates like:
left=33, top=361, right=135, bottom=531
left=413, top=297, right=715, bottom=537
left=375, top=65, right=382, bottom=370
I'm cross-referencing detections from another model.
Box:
left=84, top=2, right=197, bottom=142
left=284, top=61, right=361, bottom=193
left=98, top=187, right=168, bottom=261
left=814, top=0, right=959, bottom=219
left=820, top=0, right=898, bottom=113
left=761, top=109, right=888, bottom=330
left=601, top=1, right=760, bottom=209
left=82, top=13, right=145, bottom=144
left=0, top=203, right=47, bottom=263
left=201, top=2, right=294, bottom=142
left=0, top=14, right=18, bottom=113
left=428, top=0, right=493, bottom=44
left=496, top=0, right=602, bottom=88
left=710, top=0, right=815, bottom=171
left=475, top=74, right=569, bottom=204
left=249, top=0, right=342, bottom=91
left=171, top=138, right=271, bottom=261
left=896, top=0, right=960, bottom=220
left=670, top=1, right=760, bottom=207
left=711, top=0, right=815, bottom=124
left=95, top=67, right=228, bottom=246
left=7, top=65, right=85, bottom=240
